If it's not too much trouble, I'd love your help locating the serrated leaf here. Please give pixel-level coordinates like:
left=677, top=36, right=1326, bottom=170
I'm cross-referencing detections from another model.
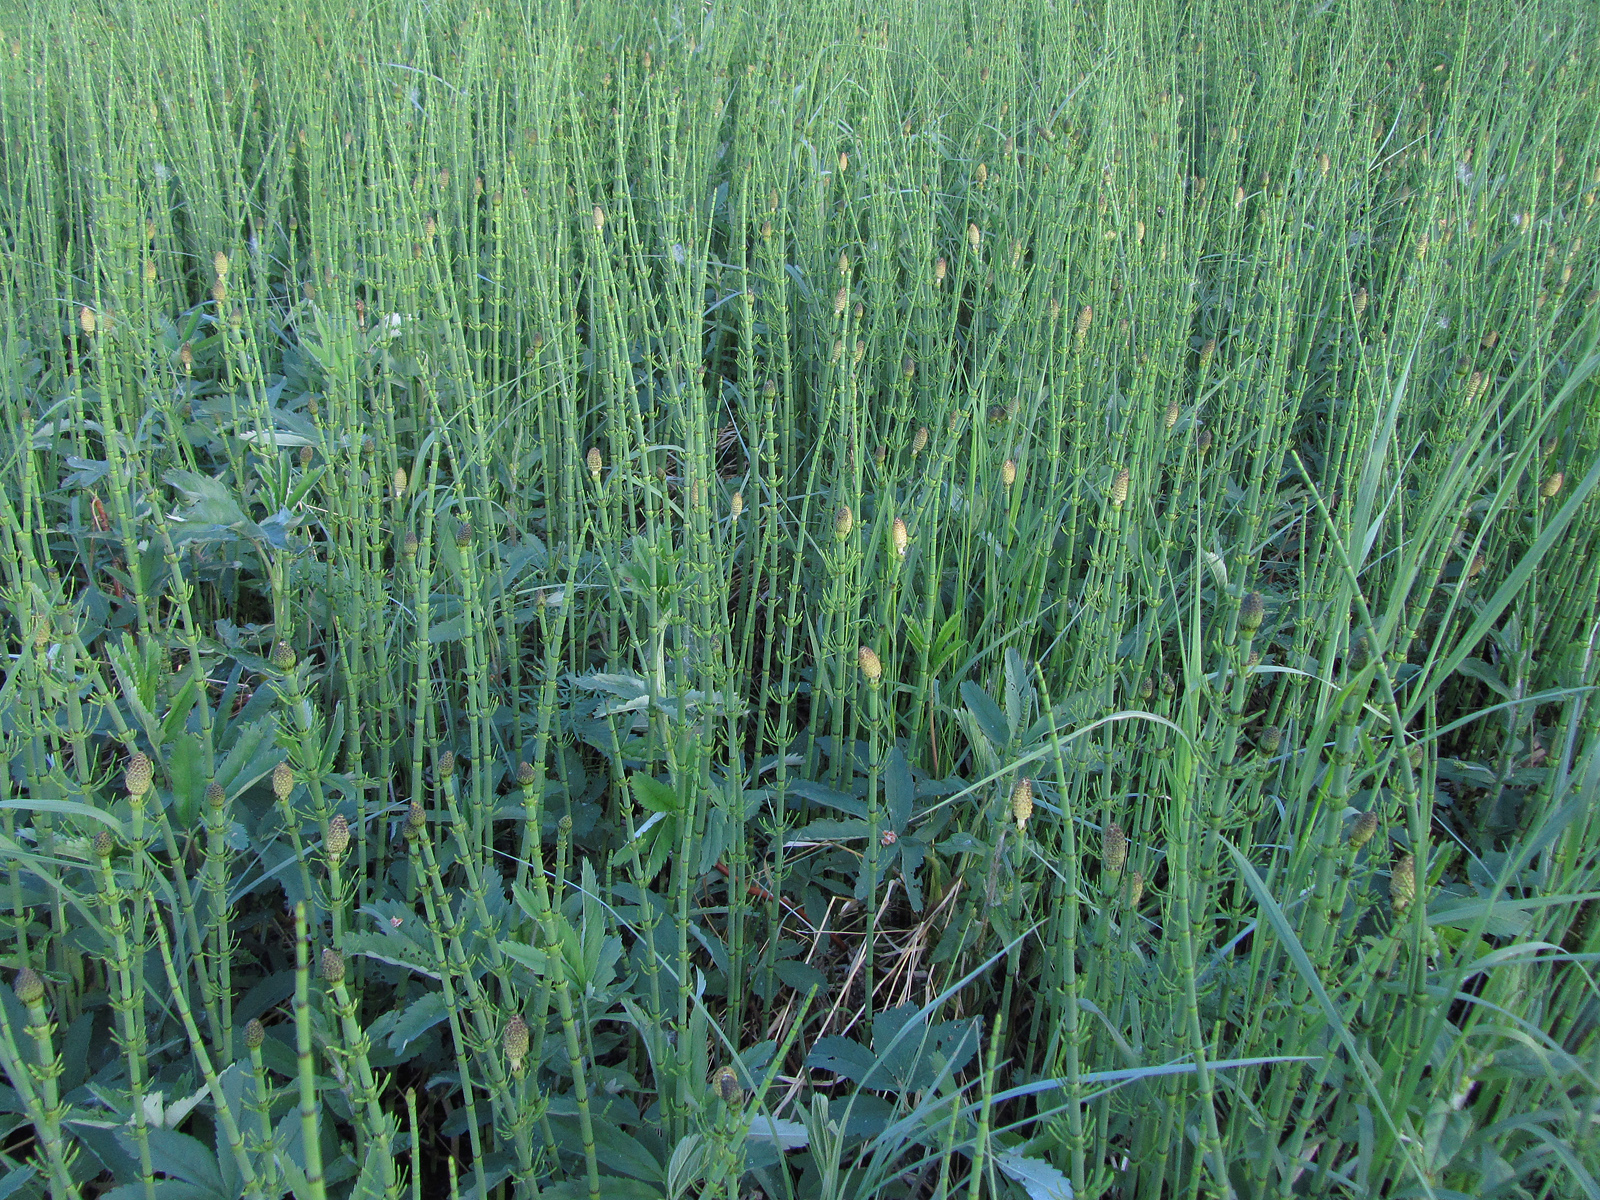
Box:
left=1003, top=648, right=1033, bottom=739
left=64, top=456, right=110, bottom=488
left=573, top=671, right=651, bottom=699
left=499, top=940, right=548, bottom=974
left=163, top=469, right=248, bottom=528
left=154, top=1081, right=209, bottom=1130
left=214, top=716, right=281, bottom=798
left=427, top=616, right=467, bottom=644
left=166, top=732, right=206, bottom=828
left=143, top=1128, right=225, bottom=1191
left=740, top=1041, right=778, bottom=1075
left=348, top=1138, right=395, bottom=1200
left=929, top=611, right=966, bottom=674
left=343, top=924, right=438, bottom=981
left=631, top=773, right=683, bottom=815
left=996, top=1149, right=1075, bottom=1199
left=387, top=992, right=448, bottom=1053
left=592, top=1122, right=665, bottom=1183
left=868, top=1005, right=979, bottom=1092
left=903, top=620, right=930, bottom=655
left=786, top=818, right=871, bottom=843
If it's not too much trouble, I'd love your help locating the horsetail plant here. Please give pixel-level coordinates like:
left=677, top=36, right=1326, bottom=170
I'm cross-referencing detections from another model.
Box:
left=1, top=1, right=1599, bottom=1197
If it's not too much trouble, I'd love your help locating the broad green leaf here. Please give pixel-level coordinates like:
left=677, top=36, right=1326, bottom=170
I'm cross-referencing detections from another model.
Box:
left=739, top=1041, right=778, bottom=1076
left=866, top=1004, right=978, bottom=1091
left=938, top=831, right=989, bottom=855
left=961, top=681, right=1010, bottom=750
left=787, top=818, right=871, bottom=843
left=899, top=836, right=928, bottom=912
left=774, top=960, right=828, bottom=993
left=163, top=469, right=248, bottom=527
left=0, top=799, right=123, bottom=835
left=427, top=615, right=467, bottom=644
left=631, top=773, right=683, bottom=815
left=996, top=1149, right=1075, bottom=1200
left=591, top=1122, right=666, bottom=1183
left=746, top=1116, right=808, bottom=1150
left=159, top=680, right=201, bottom=756
left=499, top=940, right=549, bottom=975
left=1003, top=648, right=1033, bottom=739
left=805, top=1036, right=878, bottom=1085
left=347, top=905, right=434, bottom=975
left=1427, top=891, right=1600, bottom=936
left=100, top=1184, right=218, bottom=1200
left=214, top=1065, right=247, bottom=1199
left=166, top=732, right=206, bottom=827
left=786, top=779, right=867, bottom=818
left=0, top=1165, right=37, bottom=1200
left=143, top=1128, right=225, bottom=1192
left=885, top=747, right=914, bottom=832
left=387, top=992, right=448, bottom=1053
left=666, top=1133, right=708, bottom=1200
left=215, top=716, right=280, bottom=795
left=143, top=1081, right=209, bottom=1130
left=1455, top=658, right=1511, bottom=699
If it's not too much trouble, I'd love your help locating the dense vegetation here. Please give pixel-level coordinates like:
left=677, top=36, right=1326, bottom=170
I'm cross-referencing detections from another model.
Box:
left=1, top=0, right=1599, bottom=1196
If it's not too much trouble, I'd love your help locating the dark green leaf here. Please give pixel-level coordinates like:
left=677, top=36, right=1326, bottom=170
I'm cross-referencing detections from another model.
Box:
left=387, top=992, right=448, bottom=1053
left=885, top=747, right=914, bottom=832
left=0, top=1166, right=35, bottom=1200
left=499, top=940, right=549, bottom=975
left=961, top=681, right=1010, bottom=750
left=805, top=1036, right=878, bottom=1085
left=630, top=773, right=682, bottom=815
left=746, top=1116, right=808, bottom=1150
left=938, top=832, right=989, bottom=856
left=591, top=1122, right=666, bottom=1183
left=213, top=717, right=280, bottom=798
left=165, top=732, right=206, bottom=828
left=538, top=1181, right=664, bottom=1200
left=898, top=837, right=927, bottom=912
left=163, top=469, right=248, bottom=528
left=786, top=779, right=867, bottom=818
left=1456, top=658, right=1511, bottom=699
left=775, top=960, right=828, bottom=994
left=788, top=818, right=871, bottom=842
left=996, top=1149, right=1075, bottom=1199
left=101, top=1184, right=219, bottom=1200
left=143, top=1128, right=225, bottom=1192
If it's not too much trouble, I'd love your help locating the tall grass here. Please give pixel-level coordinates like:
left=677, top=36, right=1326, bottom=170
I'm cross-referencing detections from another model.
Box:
left=1, top=0, right=1599, bottom=1196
